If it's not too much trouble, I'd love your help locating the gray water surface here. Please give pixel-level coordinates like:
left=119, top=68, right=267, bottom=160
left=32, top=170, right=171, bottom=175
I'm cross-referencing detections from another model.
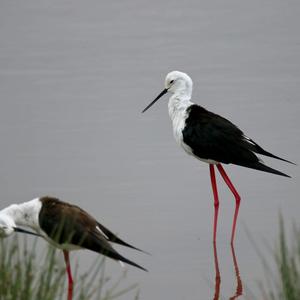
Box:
left=0, top=1, right=299, bottom=299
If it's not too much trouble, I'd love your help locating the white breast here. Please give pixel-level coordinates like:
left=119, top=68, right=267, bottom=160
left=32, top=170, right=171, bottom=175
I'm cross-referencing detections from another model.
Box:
left=168, top=97, right=194, bottom=156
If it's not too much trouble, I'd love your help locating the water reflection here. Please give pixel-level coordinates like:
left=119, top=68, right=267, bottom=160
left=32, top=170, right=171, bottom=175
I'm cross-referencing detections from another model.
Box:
left=213, top=243, right=221, bottom=300
left=212, top=243, right=243, bottom=300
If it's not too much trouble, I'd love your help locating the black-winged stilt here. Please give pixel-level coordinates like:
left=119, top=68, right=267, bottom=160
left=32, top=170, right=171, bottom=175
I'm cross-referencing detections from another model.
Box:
left=0, top=196, right=147, bottom=300
left=142, top=71, right=294, bottom=244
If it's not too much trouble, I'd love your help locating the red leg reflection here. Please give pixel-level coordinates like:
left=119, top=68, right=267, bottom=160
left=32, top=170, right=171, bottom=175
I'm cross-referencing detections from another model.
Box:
left=216, top=164, right=241, bottom=244
left=209, top=164, right=219, bottom=243
left=229, top=244, right=243, bottom=299
left=213, top=243, right=221, bottom=300
left=212, top=244, right=243, bottom=300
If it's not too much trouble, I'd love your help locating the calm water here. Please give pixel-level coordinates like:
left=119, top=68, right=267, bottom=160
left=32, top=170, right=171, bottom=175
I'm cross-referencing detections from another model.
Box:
left=0, top=1, right=299, bottom=299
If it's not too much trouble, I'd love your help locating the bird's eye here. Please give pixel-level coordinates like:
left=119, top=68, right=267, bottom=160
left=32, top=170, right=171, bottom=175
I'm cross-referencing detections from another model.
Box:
left=170, top=80, right=174, bottom=84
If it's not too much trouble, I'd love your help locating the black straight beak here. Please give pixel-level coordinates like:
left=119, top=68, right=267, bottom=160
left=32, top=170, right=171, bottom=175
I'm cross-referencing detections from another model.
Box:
left=14, top=227, right=42, bottom=237
left=142, top=88, right=168, bottom=113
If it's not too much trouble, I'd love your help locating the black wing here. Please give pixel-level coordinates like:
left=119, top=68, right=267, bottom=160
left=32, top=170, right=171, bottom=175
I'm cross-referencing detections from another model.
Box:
left=182, top=105, right=291, bottom=176
left=39, top=197, right=147, bottom=271
left=96, top=222, right=149, bottom=254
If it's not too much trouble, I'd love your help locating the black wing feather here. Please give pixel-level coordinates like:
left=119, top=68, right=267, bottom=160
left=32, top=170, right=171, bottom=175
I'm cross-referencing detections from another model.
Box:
left=96, top=222, right=149, bottom=254
left=39, top=197, right=147, bottom=271
left=183, top=105, right=257, bottom=164
left=182, top=105, right=291, bottom=176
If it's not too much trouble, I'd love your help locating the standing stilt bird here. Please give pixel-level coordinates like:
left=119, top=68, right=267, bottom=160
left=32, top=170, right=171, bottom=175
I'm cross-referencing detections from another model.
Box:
left=0, top=196, right=147, bottom=300
left=142, top=71, right=294, bottom=244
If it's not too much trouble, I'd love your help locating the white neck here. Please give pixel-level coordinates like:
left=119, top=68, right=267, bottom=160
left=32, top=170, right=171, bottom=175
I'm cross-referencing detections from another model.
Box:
left=0, top=198, right=41, bottom=231
left=168, top=93, right=193, bottom=121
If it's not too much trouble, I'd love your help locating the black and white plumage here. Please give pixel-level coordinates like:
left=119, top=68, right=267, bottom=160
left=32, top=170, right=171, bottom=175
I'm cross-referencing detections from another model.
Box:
left=182, top=104, right=292, bottom=177
left=0, top=196, right=147, bottom=300
left=142, top=70, right=294, bottom=244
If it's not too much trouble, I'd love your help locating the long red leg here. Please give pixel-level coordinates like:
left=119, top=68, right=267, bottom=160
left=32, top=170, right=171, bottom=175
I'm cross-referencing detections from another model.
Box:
left=209, top=164, right=220, bottom=243
left=216, top=164, right=241, bottom=244
left=213, top=242, right=221, bottom=300
left=63, top=250, right=73, bottom=300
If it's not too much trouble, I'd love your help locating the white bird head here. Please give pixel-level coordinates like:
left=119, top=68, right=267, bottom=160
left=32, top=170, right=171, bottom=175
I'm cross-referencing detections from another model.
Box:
left=142, top=71, right=193, bottom=113
left=164, top=71, right=193, bottom=95
left=0, top=214, right=15, bottom=237
left=0, top=211, right=41, bottom=238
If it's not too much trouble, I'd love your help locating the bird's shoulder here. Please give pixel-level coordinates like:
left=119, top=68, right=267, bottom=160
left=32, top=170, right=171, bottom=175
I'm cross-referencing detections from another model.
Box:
left=185, top=104, right=243, bottom=135
left=38, top=196, right=97, bottom=234
left=185, top=104, right=234, bottom=125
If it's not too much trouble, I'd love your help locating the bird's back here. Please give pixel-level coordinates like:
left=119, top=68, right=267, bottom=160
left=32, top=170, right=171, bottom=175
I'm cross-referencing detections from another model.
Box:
left=39, top=196, right=145, bottom=253
left=38, top=197, right=147, bottom=271
left=38, top=196, right=103, bottom=248
left=182, top=104, right=256, bottom=164
left=181, top=104, right=292, bottom=176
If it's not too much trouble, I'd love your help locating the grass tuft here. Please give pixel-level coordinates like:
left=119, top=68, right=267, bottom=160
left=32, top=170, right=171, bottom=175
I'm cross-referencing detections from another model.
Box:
left=261, top=216, right=300, bottom=300
left=0, top=236, right=138, bottom=300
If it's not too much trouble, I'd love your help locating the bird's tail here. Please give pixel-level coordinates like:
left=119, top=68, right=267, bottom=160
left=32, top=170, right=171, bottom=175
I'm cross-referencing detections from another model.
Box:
left=97, top=222, right=150, bottom=254
left=240, top=161, right=291, bottom=177
left=87, top=230, right=148, bottom=272
left=107, top=250, right=148, bottom=272
left=248, top=138, right=296, bottom=165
